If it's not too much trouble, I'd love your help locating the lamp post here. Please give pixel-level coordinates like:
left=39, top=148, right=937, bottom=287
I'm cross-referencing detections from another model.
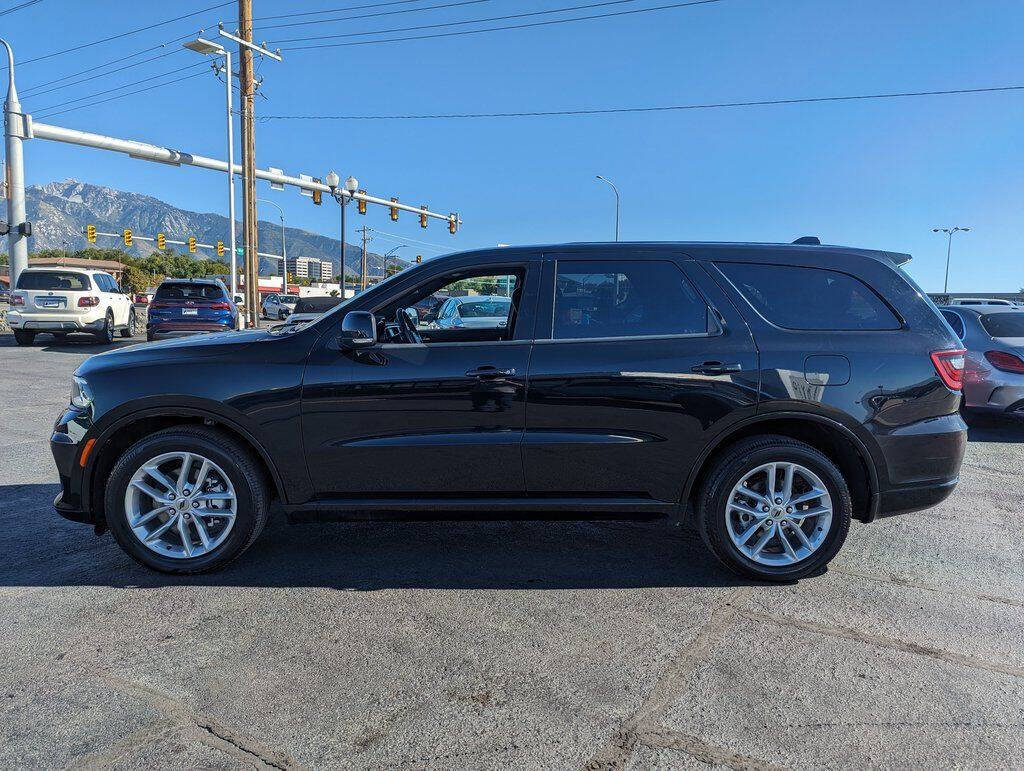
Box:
left=595, top=175, right=620, bottom=242
left=383, top=245, right=408, bottom=278
left=258, top=198, right=286, bottom=293
left=183, top=37, right=238, bottom=297
left=932, top=226, right=970, bottom=294
left=326, top=171, right=359, bottom=289
left=1, top=38, right=29, bottom=291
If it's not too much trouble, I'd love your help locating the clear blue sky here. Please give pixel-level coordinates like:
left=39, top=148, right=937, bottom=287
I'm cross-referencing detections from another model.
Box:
left=2, top=0, right=1021, bottom=291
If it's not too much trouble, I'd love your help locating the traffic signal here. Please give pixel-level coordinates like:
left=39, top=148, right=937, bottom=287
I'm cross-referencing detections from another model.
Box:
left=416, top=255, right=422, bottom=264
left=312, top=177, right=322, bottom=205
left=389, top=197, right=399, bottom=221
left=357, top=190, right=367, bottom=215
left=448, top=215, right=458, bottom=235
left=122, top=228, right=132, bottom=247
left=420, top=206, right=428, bottom=229
left=216, top=240, right=225, bottom=257
left=85, top=224, right=96, bottom=243
left=188, top=237, right=197, bottom=253
left=156, top=232, right=165, bottom=250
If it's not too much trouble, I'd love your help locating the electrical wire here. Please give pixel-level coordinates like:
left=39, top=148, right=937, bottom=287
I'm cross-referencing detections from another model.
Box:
left=23, top=48, right=186, bottom=98
left=365, top=228, right=452, bottom=250
left=32, top=61, right=210, bottom=115
left=0, top=0, right=43, bottom=17
left=271, top=0, right=640, bottom=44
left=254, top=0, right=437, bottom=22
left=280, top=0, right=721, bottom=50
left=258, top=0, right=493, bottom=34
left=35, top=70, right=210, bottom=120
left=256, top=85, right=1024, bottom=121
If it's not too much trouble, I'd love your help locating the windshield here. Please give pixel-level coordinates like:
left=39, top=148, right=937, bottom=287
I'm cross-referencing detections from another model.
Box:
left=17, top=271, right=92, bottom=291
left=155, top=283, right=224, bottom=301
left=981, top=312, right=1024, bottom=338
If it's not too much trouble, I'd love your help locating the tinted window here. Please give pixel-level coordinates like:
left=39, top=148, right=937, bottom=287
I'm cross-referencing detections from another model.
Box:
left=980, top=313, right=1024, bottom=338
left=98, top=274, right=119, bottom=292
left=718, top=262, right=900, bottom=331
left=155, top=283, right=224, bottom=301
left=457, top=299, right=511, bottom=318
left=940, top=310, right=965, bottom=339
left=17, top=271, right=92, bottom=291
left=554, top=260, right=708, bottom=340
left=294, top=296, right=343, bottom=314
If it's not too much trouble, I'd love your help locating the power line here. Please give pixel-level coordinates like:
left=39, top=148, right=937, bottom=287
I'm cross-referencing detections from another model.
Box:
left=253, top=0, right=436, bottom=22
left=23, top=48, right=185, bottom=98
left=366, top=228, right=451, bottom=251
left=271, top=0, right=640, bottom=44
left=36, top=70, right=209, bottom=120
left=256, top=85, right=1024, bottom=121
left=0, top=0, right=43, bottom=17
left=32, top=61, right=210, bottom=115
left=5, top=1, right=232, bottom=68
left=280, top=0, right=722, bottom=50
left=258, top=0, right=493, bottom=34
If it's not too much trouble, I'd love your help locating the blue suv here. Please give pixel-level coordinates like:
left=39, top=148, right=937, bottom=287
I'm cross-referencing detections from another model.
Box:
left=146, top=278, right=238, bottom=341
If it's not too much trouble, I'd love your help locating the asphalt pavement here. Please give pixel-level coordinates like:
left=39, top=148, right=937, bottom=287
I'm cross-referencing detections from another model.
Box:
left=2, top=330, right=1023, bottom=769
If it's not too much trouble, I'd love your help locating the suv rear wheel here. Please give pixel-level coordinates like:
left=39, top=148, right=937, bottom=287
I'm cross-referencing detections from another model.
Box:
left=120, top=308, right=137, bottom=338
left=698, top=435, right=851, bottom=581
left=104, top=426, right=269, bottom=574
left=95, top=310, right=114, bottom=344
left=13, top=330, right=35, bottom=346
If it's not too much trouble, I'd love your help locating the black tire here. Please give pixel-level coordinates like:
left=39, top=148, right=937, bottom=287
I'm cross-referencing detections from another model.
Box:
left=104, top=426, right=270, bottom=574
left=95, top=311, right=114, bottom=344
left=13, top=329, right=35, bottom=346
left=120, top=309, right=137, bottom=338
left=51, top=332, right=67, bottom=342
left=697, top=435, right=852, bottom=582
left=146, top=329, right=155, bottom=342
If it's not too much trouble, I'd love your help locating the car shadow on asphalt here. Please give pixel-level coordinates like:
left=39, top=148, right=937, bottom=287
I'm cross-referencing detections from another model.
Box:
left=964, top=414, right=1024, bottom=443
left=0, top=333, right=144, bottom=352
left=2, top=483, right=752, bottom=590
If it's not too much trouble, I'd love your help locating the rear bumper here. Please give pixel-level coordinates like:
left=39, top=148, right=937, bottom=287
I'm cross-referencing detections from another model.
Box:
left=148, top=320, right=234, bottom=334
left=8, top=310, right=106, bottom=330
left=877, top=477, right=958, bottom=518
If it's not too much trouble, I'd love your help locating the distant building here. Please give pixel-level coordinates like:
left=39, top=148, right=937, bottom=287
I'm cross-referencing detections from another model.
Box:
left=278, top=256, right=332, bottom=282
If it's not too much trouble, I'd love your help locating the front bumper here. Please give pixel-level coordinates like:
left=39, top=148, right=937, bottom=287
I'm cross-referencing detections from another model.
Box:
left=50, top=405, right=94, bottom=525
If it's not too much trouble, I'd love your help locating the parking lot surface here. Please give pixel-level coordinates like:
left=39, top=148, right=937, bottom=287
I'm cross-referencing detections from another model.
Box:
left=2, top=331, right=1023, bottom=769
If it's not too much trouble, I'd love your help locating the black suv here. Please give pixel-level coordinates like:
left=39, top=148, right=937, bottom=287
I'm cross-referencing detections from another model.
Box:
left=51, top=242, right=967, bottom=580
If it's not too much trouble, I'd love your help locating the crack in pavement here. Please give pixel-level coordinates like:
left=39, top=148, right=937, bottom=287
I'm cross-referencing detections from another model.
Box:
left=829, top=566, right=1024, bottom=609
left=740, top=610, right=1024, bottom=679
left=637, top=726, right=788, bottom=771
left=96, top=672, right=303, bottom=770
left=584, top=586, right=753, bottom=770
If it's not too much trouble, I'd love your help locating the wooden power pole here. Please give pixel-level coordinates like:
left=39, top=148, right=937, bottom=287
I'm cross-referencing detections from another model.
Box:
left=238, top=0, right=259, bottom=327
left=359, top=226, right=372, bottom=290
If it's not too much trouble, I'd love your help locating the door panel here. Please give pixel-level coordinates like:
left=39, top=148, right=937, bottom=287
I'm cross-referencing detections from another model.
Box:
left=524, top=256, right=759, bottom=503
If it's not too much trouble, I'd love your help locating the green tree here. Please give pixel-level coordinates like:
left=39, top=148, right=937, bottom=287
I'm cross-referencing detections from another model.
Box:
left=120, top=265, right=150, bottom=294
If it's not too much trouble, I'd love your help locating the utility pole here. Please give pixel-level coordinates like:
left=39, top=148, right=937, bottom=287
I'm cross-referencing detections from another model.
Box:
left=932, top=226, right=971, bottom=294
left=1, top=39, right=29, bottom=291
left=359, top=226, right=372, bottom=291
left=238, top=0, right=259, bottom=327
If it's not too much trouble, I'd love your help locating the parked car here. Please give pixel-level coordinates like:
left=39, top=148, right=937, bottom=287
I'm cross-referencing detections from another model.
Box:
left=133, top=293, right=149, bottom=305
left=939, top=304, right=1024, bottom=417
left=434, top=295, right=513, bottom=330
left=948, top=297, right=1018, bottom=306
left=279, top=295, right=345, bottom=327
left=145, top=278, right=238, bottom=342
left=51, top=241, right=967, bottom=579
left=0, top=288, right=10, bottom=303
left=8, top=267, right=137, bottom=345
left=261, top=293, right=299, bottom=320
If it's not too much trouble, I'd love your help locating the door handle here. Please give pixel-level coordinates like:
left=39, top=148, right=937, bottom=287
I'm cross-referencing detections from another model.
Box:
left=691, top=361, right=742, bottom=375
left=466, top=366, right=516, bottom=379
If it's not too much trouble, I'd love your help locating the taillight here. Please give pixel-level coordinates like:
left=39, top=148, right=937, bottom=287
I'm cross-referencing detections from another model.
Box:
left=10, top=293, right=25, bottom=306
left=930, top=348, right=967, bottom=390
left=984, top=350, right=1024, bottom=374
left=209, top=302, right=231, bottom=310
left=77, top=296, right=100, bottom=307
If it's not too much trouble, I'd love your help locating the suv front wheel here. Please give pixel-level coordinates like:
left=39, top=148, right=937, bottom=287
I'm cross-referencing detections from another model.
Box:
left=698, top=435, right=851, bottom=581
left=104, top=426, right=269, bottom=573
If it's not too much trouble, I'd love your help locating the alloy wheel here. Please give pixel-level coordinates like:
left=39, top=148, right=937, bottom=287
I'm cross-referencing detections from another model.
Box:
left=123, top=451, right=237, bottom=559
left=724, top=461, right=833, bottom=566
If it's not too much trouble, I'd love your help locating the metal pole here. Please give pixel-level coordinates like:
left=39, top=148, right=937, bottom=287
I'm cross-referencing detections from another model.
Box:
left=224, top=49, right=237, bottom=298
left=943, top=231, right=953, bottom=294
left=340, top=198, right=347, bottom=284
left=596, top=175, right=620, bottom=242
left=258, top=198, right=286, bottom=293
left=1, top=39, right=28, bottom=291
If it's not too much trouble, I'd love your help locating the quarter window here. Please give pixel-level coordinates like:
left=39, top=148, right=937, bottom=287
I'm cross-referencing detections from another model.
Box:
left=940, top=310, right=965, bottom=339
left=553, top=260, right=709, bottom=340
left=717, top=262, right=900, bottom=331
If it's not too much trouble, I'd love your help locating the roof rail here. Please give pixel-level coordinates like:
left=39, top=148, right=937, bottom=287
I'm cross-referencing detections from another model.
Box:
left=792, top=236, right=821, bottom=245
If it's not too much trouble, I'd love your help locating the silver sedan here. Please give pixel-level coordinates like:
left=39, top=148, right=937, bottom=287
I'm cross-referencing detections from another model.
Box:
left=939, top=304, right=1024, bottom=417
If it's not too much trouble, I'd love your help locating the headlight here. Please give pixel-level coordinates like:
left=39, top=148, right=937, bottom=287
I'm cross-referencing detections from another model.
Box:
left=71, top=376, right=94, bottom=409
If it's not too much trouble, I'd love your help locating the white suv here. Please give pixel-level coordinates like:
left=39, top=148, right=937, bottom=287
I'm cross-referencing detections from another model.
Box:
left=8, top=267, right=138, bottom=345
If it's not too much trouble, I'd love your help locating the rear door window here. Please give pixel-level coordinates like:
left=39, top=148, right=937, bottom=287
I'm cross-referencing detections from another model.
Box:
left=553, top=259, right=709, bottom=340
left=717, top=262, right=900, bottom=331
left=980, top=313, right=1024, bottom=338
left=16, top=271, right=92, bottom=291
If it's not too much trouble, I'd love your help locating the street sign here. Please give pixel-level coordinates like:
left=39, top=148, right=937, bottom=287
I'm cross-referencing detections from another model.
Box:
left=298, top=174, right=314, bottom=198
left=267, top=167, right=285, bottom=191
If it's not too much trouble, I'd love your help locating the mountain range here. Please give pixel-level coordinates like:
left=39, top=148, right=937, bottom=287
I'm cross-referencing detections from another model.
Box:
left=24, top=179, right=399, bottom=278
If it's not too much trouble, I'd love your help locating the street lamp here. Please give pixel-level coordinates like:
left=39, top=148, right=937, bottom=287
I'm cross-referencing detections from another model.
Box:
left=183, top=36, right=238, bottom=297
left=595, top=175, right=620, bottom=242
left=326, top=171, right=359, bottom=287
left=258, top=198, right=287, bottom=293
left=383, top=245, right=407, bottom=278
left=932, top=226, right=971, bottom=294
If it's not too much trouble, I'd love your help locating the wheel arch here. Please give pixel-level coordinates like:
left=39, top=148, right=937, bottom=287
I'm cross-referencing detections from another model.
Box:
left=86, top=406, right=288, bottom=525
left=683, top=412, right=881, bottom=523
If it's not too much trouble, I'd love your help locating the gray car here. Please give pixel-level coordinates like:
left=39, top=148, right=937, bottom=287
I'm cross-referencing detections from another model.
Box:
left=939, top=305, right=1024, bottom=417
left=434, top=295, right=511, bottom=329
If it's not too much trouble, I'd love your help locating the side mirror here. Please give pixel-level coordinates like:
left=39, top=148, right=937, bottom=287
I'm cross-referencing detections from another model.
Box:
left=339, top=310, right=377, bottom=349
